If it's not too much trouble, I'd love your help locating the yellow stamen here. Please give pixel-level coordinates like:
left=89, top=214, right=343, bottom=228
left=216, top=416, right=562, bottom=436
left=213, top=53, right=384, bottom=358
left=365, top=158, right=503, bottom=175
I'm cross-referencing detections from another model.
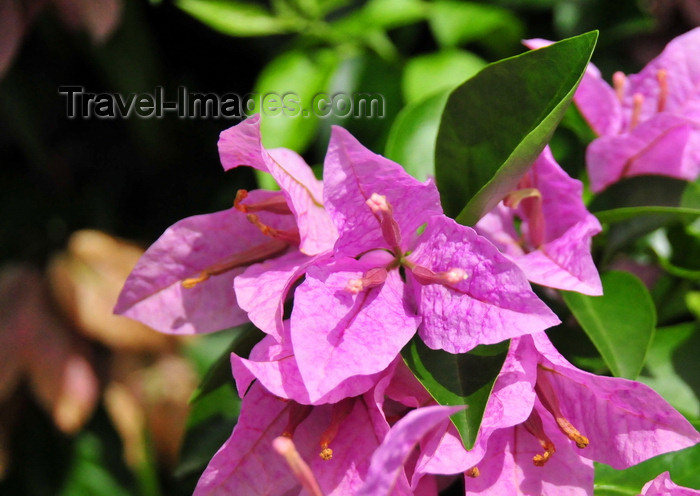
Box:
left=319, top=445, right=333, bottom=461
left=246, top=213, right=300, bottom=245
left=613, top=71, right=626, bottom=102
left=181, top=239, right=288, bottom=288
left=281, top=403, right=313, bottom=440
left=532, top=441, right=556, bottom=467
left=234, top=189, right=292, bottom=215
left=657, top=69, right=668, bottom=113
left=522, top=409, right=557, bottom=467
left=630, top=93, right=644, bottom=129
left=504, top=187, right=545, bottom=248
left=503, top=188, right=541, bottom=209
left=466, top=467, right=480, bottom=478
left=318, top=399, right=355, bottom=461
left=536, top=366, right=589, bottom=449
left=273, top=437, right=325, bottom=496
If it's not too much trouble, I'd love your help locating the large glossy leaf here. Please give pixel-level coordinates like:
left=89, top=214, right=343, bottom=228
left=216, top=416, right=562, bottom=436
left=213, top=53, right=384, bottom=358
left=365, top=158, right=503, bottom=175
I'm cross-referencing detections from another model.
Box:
left=435, top=31, right=597, bottom=224
left=177, top=0, right=295, bottom=37
left=594, top=443, right=700, bottom=495
left=385, top=90, right=450, bottom=181
left=401, top=338, right=508, bottom=450
left=562, top=271, right=656, bottom=379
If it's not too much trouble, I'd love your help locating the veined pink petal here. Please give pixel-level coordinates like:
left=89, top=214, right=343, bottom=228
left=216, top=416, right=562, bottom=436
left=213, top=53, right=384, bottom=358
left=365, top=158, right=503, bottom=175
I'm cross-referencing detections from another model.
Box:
left=234, top=250, right=313, bottom=340
left=291, top=258, right=420, bottom=402
left=409, top=216, right=560, bottom=353
left=516, top=206, right=603, bottom=295
left=323, top=126, right=442, bottom=257
left=231, top=331, right=382, bottom=405
left=625, top=28, right=700, bottom=118
left=473, top=206, right=523, bottom=259
left=194, top=383, right=307, bottom=496
left=357, top=405, right=464, bottom=496
left=415, top=336, right=538, bottom=478
left=475, top=147, right=602, bottom=295
left=530, top=333, right=700, bottom=469
left=587, top=114, right=696, bottom=192
left=641, top=472, right=700, bottom=496
left=463, top=410, right=593, bottom=496
left=383, top=359, right=434, bottom=409
left=218, top=115, right=336, bottom=255
left=195, top=382, right=386, bottom=496
left=114, top=191, right=295, bottom=335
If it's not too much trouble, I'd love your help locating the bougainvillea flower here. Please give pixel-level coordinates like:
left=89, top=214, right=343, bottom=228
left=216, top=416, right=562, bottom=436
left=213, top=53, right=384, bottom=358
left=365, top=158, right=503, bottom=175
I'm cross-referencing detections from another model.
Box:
left=115, top=116, right=336, bottom=335
left=230, top=323, right=388, bottom=405
left=414, top=333, right=700, bottom=495
left=195, top=363, right=421, bottom=496
left=357, top=405, right=464, bottom=496
left=475, top=147, right=602, bottom=295
left=218, top=115, right=337, bottom=255
left=286, top=126, right=559, bottom=402
left=528, top=28, right=700, bottom=192
left=640, top=472, right=700, bottom=496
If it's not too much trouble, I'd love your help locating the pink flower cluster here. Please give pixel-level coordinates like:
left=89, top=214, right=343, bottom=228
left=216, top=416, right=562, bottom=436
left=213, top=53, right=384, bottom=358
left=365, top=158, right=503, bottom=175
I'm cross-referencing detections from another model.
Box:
left=116, top=29, right=700, bottom=496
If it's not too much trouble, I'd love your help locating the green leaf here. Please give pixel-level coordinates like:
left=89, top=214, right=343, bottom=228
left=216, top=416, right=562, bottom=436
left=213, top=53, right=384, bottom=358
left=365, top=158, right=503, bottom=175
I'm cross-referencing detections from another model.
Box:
left=189, top=325, right=265, bottom=404
left=638, top=322, right=700, bottom=419
left=60, top=432, right=135, bottom=496
left=253, top=49, right=340, bottom=152
left=176, top=388, right=240, bottom=481
left=177, top=0, right=295, bottom=37
left=655, top=223, right=700, bottom=281
left=435, top=31, right=598, bottom=224
left=401, top=338, right=508, bottom=450
left=385, top=90, right=449, bottom=181
left=681, top=177, right=700, bottom=209
left=594, top=206, right=700, bottom=224
left=688, top=292, right=700, bottom=321
left=594, top=443, right=700, bottom=495
left=562, top=271, right=656, bottom=379
left=402, top=50, right=486, bottom=104
left=428, top=1, right=524, bottom=55
left=356, top=0, right=427, bottom=29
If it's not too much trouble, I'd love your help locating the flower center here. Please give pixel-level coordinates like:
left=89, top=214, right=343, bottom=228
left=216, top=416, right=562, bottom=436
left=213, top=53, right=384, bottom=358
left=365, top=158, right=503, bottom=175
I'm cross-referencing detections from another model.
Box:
left=343, top=193, right=468, bottom=294
left=614, top=69, right=669, bottom=130
left=504, top=181, right=545, bottom=250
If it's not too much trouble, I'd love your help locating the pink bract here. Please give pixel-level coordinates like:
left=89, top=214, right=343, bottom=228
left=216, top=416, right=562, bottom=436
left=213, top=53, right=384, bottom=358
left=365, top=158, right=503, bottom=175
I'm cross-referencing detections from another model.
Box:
left=475, top=146, right=602, bottom=295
